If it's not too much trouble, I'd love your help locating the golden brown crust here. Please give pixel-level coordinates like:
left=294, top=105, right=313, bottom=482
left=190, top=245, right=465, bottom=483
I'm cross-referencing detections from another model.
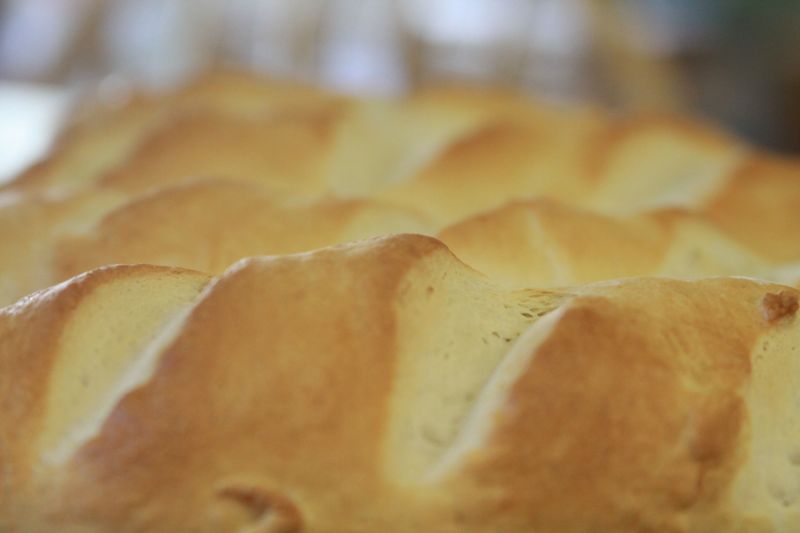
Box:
left=3, top=70, right=796, bottom=269
left=97, top=109, right=343, bottom=197
left=0, top=189, right=127, bottom=306
left=48, top=179, right=430, bottom=297
left=0, top=264, right=211, bottom=527
left=1, top=71, right=800, bottom=532
left=438, top=199, right=775, bottom=287
left=0, top=182, right=792, bottom=310
left=36, top=235, right=445, bottom=531
left=440, top=278, right=767, bottom=531
left=582, top=113, right=742, bottom=183
left=1, top=70, right=349, bottom=195
left=705, top=155, right=800, bottom=262
left=378, top=120, right=550, bottom=225
left=1, top=235, right=797, bottom=531
left=581, top=113, right=747, bottom=214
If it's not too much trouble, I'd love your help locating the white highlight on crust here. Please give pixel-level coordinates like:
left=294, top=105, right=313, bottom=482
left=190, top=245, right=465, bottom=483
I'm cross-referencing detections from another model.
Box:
left=427, top=306, right=566, bottom=482
left=527, top=209, right=572, bottom=286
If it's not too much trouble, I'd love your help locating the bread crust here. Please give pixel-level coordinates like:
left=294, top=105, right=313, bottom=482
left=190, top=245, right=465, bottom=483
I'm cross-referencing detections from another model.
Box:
left=1, top=71, right=799, bottom=531
left=2, top=235, right=798, bottom=531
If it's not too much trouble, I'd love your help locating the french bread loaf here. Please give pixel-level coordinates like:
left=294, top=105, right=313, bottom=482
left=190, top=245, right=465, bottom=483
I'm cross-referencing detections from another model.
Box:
left=2, top=234, right=799, bottom=531
left=8, top=71, right=348, bottom=195
left=3, top=72, right=798, bottom=264
left=2, top=178, right=797, bottom=309
left=1, top=72, right=800, bottom=532
left=438, top=199, right=794, bottom=287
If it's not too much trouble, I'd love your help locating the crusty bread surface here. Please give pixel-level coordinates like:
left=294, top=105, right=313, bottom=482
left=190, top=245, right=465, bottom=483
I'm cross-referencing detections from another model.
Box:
left=2, top=235, right=799, bottom=531
left=2, top=72, right=800, bottom=532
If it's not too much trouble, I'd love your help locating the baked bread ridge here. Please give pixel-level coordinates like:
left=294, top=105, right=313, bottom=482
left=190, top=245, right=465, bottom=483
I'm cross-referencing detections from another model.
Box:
left=437, top=198, right=786, bottom=288
left=0, top=72, right=745, bottom=208
left=2, top=72, right=797, bottom=289
left=94, top=106, right=348, bottom=198
left=4, top=71, right=350, bottom=195
left=0, top=263, right=212, bottom=529
left=0, top=179, right=434, bottom=308
left=1, top=176, right=796, bottom=311
left=705, top=155, right=800, bottom=262
left=52, top=179, right=434, bottom=285
left=5, top=186, right=800, bottom=325
left=2, top=234, right=798, bottom=531
left=0, top=188, right=129, bottom=307
left=2, top=71, right=798, bottom=276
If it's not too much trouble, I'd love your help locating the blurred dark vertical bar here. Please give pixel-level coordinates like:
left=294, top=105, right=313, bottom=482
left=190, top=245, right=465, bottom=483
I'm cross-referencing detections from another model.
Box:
left=674, top=0, right=800, bottom=153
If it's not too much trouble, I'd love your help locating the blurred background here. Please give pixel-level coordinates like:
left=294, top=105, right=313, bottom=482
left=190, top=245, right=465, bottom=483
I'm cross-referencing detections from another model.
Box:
left=1, top=0, right=799, bottom=181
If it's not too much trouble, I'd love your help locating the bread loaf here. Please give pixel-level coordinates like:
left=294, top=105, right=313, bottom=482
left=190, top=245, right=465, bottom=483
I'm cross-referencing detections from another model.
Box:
left=2, top=72, right=800, bottom=531
left=0, top=180, right=432, bottom=306
left=8, top=71, right=348, bottom=194
left=3, top=72, right=798, bottom=262
left=0, top=72, right=797, bottom=306
left=2, top=179, right=797, bottom=309
left=438, top=199, right=795, bottom=287
left=704, top=155, right=800, bottom=262
left=0, top=188, right=127, bottom=306
left=2, top=234, right=799, bottom=531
